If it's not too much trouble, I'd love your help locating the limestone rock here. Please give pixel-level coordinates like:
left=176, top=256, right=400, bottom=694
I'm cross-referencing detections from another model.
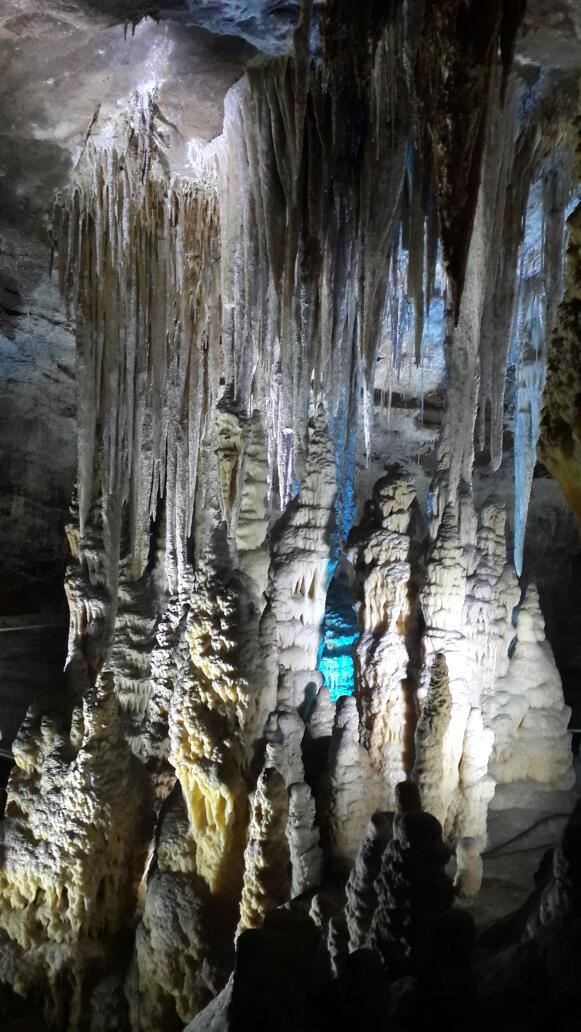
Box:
left=354, top=473, right=418, bottom=808
left=169, top=561, right=250, bottom=897
left=413, top=653, right=452, bottom=825
left=0, top=674, right=150, bottom=1027
left=236, top=768, right=290, bottom=935
left=129, top=786, right=235, bottom=1030
left=370, top=810, right=454, bottom=972
left=489, top=585, right=574, bottom=791
left=345, top=811, right=393, bottom=952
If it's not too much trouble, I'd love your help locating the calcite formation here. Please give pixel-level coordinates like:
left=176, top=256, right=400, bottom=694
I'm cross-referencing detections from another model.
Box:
left=169, top=558, right=250, bottom=898
left=354, top=474, right=418, bottom=808
left=413, top=653, right=453, bottom=824
left=130, top=787, right=234, bottom=1029
left=0, top=674, right=150, bottom=1026
left=488, top=585, right=574, bottom=790
left=236, top=767, right=290, bottom=935
left=0, top=1, right=579, bottom=1028
left=344, top=811, right=392, bottom=952
left=370, top=810, right=454, bottom=970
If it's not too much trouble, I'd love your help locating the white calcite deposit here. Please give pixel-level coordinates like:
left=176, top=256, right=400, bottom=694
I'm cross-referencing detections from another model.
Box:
left=0, top=3, right=578, bottom=1028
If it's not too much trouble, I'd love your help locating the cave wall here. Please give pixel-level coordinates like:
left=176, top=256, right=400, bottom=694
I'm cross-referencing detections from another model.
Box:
left=0, top=2, right=580, bottom=1029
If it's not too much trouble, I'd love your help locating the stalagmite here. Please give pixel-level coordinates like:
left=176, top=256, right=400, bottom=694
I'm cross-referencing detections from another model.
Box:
left=63, top=490, right=110, bottom=674
left=263, top=407, right=336, bottom=709
left=488, top=585, right=574, bottom=791
left=412, top=653, right=452, bottom=825
left=327, top=912, right=349, bottom=978
left=0, top=674, right=150, bottom=1027
left=418, top=505, right=473, bottom=832
left=215, top=405, right=245, bottom=528
left=130, top=787, right=234, bottom=1030
left=352, top=473, right=419, bottom=810
left=454, top=707, right=495, bottom=898
left=169, top=558, right=251, bottom=897
left=287, top=783, right=323, bottom=898
left=139, top=594, right=184, bottom=776
left=527, top=801, right=581, bottom=935
left=0, top=2, right=578, bottom=1027
left=262, top=707, right=323, bottom=898
left=370, top=810, right=454, bottom=972
left=344, top=812, right=392, bottom=952
left=111, top=559, right=160, bottom=752
left=255, top=408, right=333, bottom=882
left=326, top=695, right=376, bottom=867
left=235, top=410, right=270, bottom=599
left=236, top=768, right=290, bottom=935
left=417, top=494, right=521, bottom=895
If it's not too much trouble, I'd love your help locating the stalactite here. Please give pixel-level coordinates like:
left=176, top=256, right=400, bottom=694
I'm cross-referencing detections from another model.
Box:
left=3, top=5, right=577, bottom=1028
left=477, top=123, right=535, bottom=469
left=430, top=74, right=522, bottom=527
left=218, top=14, right=411, bottom=509
left=55, top=94, right=221, bottom=602
left=513, top=161, right=570, bottom=574
left=409, top=0, right=525, bottom=322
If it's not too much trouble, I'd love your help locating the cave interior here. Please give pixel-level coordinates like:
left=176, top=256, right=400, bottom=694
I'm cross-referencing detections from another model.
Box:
left=0, top=1, right=581, bottom=1030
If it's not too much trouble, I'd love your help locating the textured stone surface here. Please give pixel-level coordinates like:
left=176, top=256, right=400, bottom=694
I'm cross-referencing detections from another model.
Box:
left=0, top=3, right=580, bottom=1028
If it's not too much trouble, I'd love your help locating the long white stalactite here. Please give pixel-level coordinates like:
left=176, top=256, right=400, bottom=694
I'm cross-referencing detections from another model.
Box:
left=0, top=6, right=577, bottom=1028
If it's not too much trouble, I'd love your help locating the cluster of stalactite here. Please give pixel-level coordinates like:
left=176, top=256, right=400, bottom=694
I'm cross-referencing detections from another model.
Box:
left=0, top=3, right=578, bottom=1029
left=53, top=94, right=221, bottom=601
left=53, top=2, right=575, bottom=590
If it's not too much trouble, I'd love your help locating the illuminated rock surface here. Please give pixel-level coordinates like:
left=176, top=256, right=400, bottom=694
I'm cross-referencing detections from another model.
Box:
left=0, top=1, right=580, bottom=1029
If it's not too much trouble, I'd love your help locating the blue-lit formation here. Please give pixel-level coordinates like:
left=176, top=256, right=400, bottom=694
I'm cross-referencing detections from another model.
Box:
left=317, top=399, right=361, bottom=701
left=317, top=563, right=359, bottom=702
